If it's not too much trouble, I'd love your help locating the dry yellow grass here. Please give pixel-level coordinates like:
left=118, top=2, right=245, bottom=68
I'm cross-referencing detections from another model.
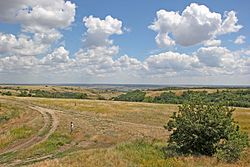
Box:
left=0, top=97, right=171, bottom=166
left=21, top=97, right=177, bottom=126
left=0, top=95, right=249, bottom=167
left=234, top=107, right=250, bottom=135
left=0, top=97, right=44, bottom=151
left=30, top=142, right=250, bottom=167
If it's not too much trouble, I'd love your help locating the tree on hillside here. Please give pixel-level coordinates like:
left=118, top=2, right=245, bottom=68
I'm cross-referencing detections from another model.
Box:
left=165, top=99, right=249, bottom=162
left=114, top=90, right=146, bottom=102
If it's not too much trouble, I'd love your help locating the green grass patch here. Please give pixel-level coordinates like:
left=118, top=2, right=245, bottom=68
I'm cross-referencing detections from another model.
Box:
left=10, top=125, right=33, bottom=139
left=116, top=140, right=182, bottom=167
left=21, top=132, right=72, bottom=158
left=0, top=125, right=33, bottom=149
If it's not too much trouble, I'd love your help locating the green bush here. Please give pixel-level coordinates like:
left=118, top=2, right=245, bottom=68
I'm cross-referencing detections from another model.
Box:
left=165, top=99, right=249, bottom=162
left=2, top=91, right=12, bottom=96
left=215, top=130, right=248, bottom=163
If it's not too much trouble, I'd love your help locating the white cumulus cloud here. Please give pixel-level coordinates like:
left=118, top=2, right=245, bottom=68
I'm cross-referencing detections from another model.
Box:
left=144, top=51, right=200, bottom=77
left=0, top=0, right=76, bottom=33
left=83, top=15, right=123, bottom=47
left=149, top=3, right=242, bottom=47
left=41, top=46, right=70, bottom=65
left=234, top=35, right=246, bottom=44
left=0, top=0, right=76, bottom=65
left=0, top=33, right=49, bottom=56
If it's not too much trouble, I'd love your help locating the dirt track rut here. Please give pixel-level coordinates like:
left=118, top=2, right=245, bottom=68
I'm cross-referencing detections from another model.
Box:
left=0, top=106, right=58, bottom=156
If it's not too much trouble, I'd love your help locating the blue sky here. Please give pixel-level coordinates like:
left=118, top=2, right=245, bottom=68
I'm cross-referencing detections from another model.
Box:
left=64, top=0, right=250, bottom=58
left=0, top=0, right=249, bottom=84
left=49, top=0, right=249, bottom=58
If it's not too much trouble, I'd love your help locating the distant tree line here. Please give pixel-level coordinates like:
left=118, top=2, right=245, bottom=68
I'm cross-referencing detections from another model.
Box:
left=0, top=86, right=88, bottom=99
left=150, top=86, right=250, bottom=91
left=18, top=89, right=88, bottom=99
left=0, top=91, right=12, bottom=96
left=114, top=89, right=250, bottom=108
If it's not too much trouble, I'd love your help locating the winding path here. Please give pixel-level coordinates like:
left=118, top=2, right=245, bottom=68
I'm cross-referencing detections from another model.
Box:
left=0, top=106, right=58, bottom=156
left=1, top=104, right=167, bottom=166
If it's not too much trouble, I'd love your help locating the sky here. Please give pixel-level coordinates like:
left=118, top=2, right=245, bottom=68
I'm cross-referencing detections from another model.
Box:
left=0, top=0, right=249, bottom=85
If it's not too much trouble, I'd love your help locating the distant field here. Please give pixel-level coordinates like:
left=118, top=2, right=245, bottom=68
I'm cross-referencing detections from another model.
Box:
left=0, top=94, right=249, bottom=167
left=0, top=85, right=123, bottom=100
left=1, top=85, right=249, bottom=100
left=1, top=85, right=250, bottom=108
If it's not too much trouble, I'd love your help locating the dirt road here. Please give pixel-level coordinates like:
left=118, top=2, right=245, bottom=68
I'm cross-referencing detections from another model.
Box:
left=0, top=106, right=58, bottom=155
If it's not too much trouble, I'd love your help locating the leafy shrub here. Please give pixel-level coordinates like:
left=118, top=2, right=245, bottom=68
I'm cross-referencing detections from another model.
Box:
left=97, top=95, right=106, bottom=100
left=165, top=99, right=249, bottom=162
left=19, top=90, right=31, bottom=97
left=2, top=91, right=12, bottom=96
left=215, top=130, right=248, bottom=162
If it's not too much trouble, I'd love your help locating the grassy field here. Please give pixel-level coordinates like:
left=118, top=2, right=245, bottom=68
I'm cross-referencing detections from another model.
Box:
left=1, top=85, right=248, bottom=100
left=0, top=94, right=249, bottom=167
left=0, top=98, right=43, bottom=151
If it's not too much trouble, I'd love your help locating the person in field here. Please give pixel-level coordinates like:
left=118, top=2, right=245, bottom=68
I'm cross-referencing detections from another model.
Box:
left=70, top=121, right=74, bottom=134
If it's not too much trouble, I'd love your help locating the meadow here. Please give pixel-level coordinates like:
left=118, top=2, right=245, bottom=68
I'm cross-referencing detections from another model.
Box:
left=0, top=86, right=249, bottom=167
